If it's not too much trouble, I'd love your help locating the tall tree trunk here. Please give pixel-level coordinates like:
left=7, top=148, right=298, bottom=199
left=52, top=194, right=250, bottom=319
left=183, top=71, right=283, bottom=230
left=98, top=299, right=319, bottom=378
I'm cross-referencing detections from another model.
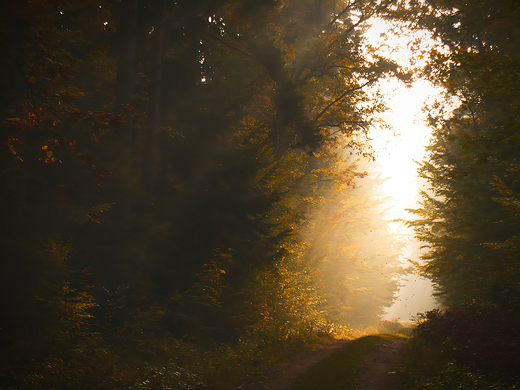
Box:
left=115, top=0, right=137, bottom=228
left=116, top=0, right=137, bottom=167
left=141, top=0, right=165, bottom=191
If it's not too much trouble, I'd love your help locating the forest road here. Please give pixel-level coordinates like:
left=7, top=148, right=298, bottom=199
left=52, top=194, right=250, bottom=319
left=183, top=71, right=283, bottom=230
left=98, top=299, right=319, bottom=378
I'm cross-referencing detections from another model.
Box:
left=354, top=338, right=408, bottom=390
left=237, top=340, right=351, bottom=390
left=237, top=337, right=408, bottom=390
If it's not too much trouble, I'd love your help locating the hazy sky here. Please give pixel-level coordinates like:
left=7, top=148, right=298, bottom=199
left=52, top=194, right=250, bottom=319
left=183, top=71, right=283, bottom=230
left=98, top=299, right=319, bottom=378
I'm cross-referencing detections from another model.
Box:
left=364, top=19, right=441, bottom=321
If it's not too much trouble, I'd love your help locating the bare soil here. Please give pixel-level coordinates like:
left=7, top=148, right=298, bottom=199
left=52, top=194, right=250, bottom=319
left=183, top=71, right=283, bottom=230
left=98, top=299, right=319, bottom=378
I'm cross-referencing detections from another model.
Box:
left=354, top=338, right=408, bottom=390
left=237, top=340, right=351, bottom=390
left=236, top=338, right=408, bottom=390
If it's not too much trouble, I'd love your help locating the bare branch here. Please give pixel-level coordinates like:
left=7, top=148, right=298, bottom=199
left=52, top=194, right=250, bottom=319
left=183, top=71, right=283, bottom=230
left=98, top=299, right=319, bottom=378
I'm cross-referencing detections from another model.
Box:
left=320, top=0, right=362, bottom=36
left=203, top=32, right=253, bottom=59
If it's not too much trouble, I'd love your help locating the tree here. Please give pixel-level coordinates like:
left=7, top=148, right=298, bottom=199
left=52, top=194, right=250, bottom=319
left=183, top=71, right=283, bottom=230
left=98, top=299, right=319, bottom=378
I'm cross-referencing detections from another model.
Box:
left=403, top=0, right=520, bottom=307
left=0, top=0, right=409, bottom=387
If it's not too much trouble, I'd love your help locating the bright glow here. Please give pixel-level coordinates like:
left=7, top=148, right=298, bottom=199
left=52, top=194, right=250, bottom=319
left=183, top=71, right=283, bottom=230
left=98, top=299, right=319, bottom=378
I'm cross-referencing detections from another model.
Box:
left=373, top=79, right=440, bottom=321
left=364, top=18, right=439, bottom=71
left=372, top=78, right=439, bottom=221
left=365, top=19, right=442, bottom=222
left=363, top=18, right=443, bottom=321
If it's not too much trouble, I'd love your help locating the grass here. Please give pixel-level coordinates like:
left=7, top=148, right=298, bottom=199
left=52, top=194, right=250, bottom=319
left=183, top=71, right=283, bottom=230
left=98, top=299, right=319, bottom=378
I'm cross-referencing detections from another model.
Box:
left=292, top=333, right=405, bottom=390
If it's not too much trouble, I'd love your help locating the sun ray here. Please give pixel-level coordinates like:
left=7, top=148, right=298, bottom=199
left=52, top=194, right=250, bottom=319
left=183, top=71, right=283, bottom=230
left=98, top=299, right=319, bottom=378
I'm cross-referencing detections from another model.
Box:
left=362, top=18, right=443, bottom=320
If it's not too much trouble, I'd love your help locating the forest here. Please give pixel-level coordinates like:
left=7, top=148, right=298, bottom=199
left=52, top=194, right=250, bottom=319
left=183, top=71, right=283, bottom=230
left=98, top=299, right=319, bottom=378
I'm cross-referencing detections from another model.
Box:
left=1, top=0, right=519, bottom=389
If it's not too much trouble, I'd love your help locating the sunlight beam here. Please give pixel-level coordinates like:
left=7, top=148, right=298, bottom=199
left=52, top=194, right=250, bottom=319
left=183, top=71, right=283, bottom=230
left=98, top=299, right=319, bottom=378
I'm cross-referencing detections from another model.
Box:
left=362, top=18, right=442, bottom=321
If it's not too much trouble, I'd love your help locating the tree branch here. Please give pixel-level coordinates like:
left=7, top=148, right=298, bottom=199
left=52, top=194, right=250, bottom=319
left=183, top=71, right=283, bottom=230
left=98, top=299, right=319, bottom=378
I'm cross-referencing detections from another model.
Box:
left=203, top=32, right=254, bottom=59
left=318, top=120, right=371, bottom=136
left=320, top=0, right=362, bottom=37
left=313, top=79, right=374, bottom=124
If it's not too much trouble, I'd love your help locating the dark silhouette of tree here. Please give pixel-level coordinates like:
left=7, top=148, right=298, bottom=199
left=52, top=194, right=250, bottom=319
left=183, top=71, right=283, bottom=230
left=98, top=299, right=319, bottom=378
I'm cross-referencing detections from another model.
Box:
left=403, top=0, right=520, bottom=306
left=0, top=1, right=406, bottom=388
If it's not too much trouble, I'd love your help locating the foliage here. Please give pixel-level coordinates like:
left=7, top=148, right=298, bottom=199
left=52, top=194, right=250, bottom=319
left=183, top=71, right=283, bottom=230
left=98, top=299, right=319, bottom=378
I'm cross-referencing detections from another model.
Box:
left=0, top=0, right=406, bottom=388
left=403, top=306, right=520, bottom=389
left=413, top=306, right=520, bottom=376
left=400, top=0, right=520, bottom=307
left=307, top=162, right=404, bottom=328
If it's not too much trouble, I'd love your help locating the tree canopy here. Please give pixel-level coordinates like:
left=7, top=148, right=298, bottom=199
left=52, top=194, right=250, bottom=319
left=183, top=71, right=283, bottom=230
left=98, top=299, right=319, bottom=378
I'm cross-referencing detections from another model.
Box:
left=0, top=1, right=409, bottom=388
left=402, top=0, right=520, bottom=307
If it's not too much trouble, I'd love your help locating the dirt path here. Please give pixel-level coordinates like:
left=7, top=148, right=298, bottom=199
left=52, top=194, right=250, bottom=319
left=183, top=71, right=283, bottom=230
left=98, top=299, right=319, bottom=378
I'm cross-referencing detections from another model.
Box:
left=237, top=340, right=351, bottom=390
left=236, top=337, right=408, bottom=390
left=354, top=338, right=408, bottom=390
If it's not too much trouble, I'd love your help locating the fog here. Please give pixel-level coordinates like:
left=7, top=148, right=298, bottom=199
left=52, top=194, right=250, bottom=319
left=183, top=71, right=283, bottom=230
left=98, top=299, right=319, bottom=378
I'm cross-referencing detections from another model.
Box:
left=364, top=19, right=444, bottom=321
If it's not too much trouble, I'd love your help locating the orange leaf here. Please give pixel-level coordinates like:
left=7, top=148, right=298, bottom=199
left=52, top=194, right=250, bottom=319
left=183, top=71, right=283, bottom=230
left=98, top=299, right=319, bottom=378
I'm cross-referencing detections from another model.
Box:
left=53, top=120, right=58, bottom=127
left=8, top=137, right=22, bottom=145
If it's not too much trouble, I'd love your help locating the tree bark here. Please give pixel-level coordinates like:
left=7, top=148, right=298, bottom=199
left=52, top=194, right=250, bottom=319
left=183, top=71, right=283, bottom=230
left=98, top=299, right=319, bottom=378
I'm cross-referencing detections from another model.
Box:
left=115, top=0, right=137, bottom=167
left=141, top=0, right=165, bottom=191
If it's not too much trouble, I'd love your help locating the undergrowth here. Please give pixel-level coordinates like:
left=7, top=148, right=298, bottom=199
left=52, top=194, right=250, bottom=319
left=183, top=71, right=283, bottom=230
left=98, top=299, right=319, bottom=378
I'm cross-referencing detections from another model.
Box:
left=128, top=324, right=342, bottom=390
left=402, top=306, right=520, bottom=390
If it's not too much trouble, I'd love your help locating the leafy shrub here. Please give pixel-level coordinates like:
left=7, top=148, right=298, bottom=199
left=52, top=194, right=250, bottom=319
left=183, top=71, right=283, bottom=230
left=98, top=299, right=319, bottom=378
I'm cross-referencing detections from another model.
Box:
left=403, top=305, right=520, bottom=389
left=414, top=305, right=520, bottom=377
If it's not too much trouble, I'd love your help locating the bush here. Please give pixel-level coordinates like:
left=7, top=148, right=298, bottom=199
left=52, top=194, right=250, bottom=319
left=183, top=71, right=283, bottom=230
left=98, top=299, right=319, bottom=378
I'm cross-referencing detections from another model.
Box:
left=414, top=305, right=520, bottom=376
left=403, top=305, right=520, bottom=389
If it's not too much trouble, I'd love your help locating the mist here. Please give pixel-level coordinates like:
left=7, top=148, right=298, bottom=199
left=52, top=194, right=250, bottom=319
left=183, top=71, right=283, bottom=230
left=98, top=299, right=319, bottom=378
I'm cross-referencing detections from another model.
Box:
left=4, top=0, right=516, bottom=388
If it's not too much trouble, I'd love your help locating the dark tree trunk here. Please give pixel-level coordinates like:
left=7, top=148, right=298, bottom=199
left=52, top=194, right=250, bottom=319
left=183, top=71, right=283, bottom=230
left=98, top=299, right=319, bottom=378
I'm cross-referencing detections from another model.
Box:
left=116, top=0, right=137, bottom=166
left=141, top=0, right=165, bottom=191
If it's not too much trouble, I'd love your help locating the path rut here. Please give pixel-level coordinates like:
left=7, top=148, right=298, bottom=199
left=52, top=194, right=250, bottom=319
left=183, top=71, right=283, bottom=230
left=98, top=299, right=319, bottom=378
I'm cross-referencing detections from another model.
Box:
left=354, top=338, right=408, bottom=390
left=237, top=340, right=351, bottom=390
left=237, top=337, right=408, bottom=390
